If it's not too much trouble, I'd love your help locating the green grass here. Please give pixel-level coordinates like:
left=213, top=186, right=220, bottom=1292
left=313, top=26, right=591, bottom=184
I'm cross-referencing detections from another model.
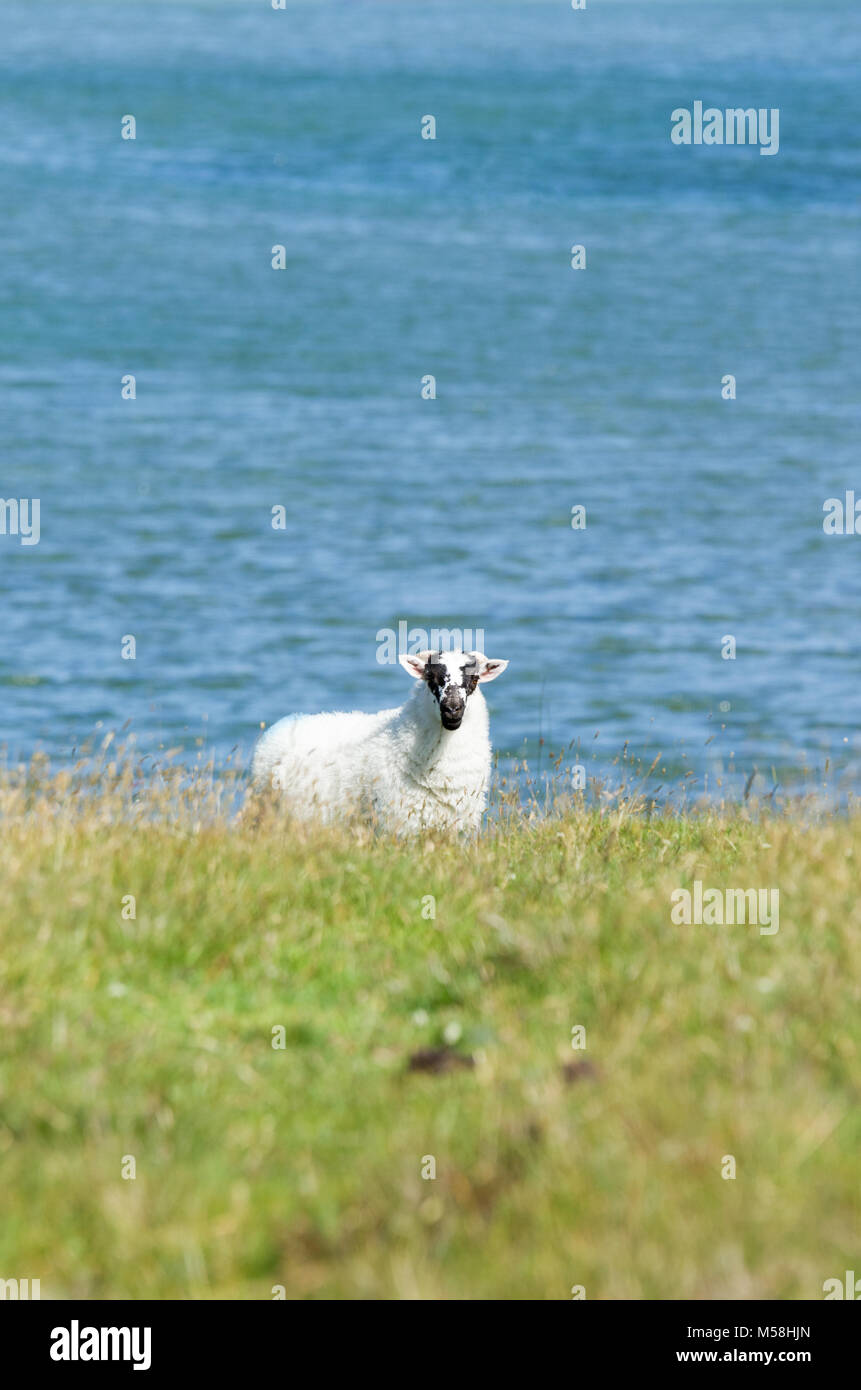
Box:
left=1, top=757, right=859, bottom=1299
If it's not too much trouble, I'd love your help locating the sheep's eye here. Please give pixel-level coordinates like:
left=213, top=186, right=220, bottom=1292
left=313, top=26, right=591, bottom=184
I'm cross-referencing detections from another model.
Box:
left=425, top=664, right=446, bottom=695
left=465, top=675, right=479, bottom=696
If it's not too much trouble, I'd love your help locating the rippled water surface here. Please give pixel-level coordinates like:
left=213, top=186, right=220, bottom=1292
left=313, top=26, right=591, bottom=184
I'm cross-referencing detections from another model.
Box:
left=1, top=0, right=859, bottom=798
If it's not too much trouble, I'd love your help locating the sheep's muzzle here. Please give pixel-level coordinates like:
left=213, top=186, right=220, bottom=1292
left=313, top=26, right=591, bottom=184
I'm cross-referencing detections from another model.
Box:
left=440, top=700, right=465, bottom=731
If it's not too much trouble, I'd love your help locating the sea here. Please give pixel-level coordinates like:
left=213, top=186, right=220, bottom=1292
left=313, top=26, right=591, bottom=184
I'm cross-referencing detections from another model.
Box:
left=1, top=0, right=859, bottom=802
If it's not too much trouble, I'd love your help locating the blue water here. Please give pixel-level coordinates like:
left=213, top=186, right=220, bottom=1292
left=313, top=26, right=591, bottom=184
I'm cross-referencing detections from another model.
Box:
left=1, top=0, right=859, bottom=799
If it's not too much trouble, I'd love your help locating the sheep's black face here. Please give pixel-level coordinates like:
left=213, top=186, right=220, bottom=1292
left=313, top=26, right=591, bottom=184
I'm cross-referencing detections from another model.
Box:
left=425, top=654, right=476, bottom=730
left=399, top=648, right=509, bottom=730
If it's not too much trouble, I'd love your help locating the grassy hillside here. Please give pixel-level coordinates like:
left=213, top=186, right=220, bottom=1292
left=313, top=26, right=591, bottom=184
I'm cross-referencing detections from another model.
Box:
left=1, top=757, right=859, bottom=1299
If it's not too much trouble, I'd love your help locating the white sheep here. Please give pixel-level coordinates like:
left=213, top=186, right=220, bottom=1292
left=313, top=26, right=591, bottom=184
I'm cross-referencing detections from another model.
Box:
left=251, top=649, right=509, bottom=834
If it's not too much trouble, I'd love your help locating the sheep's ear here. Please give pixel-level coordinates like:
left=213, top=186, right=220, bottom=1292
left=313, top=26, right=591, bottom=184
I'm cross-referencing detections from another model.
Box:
left=473, top=655, right=509, bottom=683
left=399, top=651, right=431, bottom=679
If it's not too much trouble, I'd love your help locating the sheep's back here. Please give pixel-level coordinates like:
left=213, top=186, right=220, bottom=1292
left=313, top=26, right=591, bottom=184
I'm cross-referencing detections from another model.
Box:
left=251, top=706, right=399, bottom=804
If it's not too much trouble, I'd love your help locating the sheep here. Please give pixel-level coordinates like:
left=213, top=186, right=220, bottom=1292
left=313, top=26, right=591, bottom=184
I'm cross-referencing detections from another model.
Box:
left=250, top=649, right=509, bottom=834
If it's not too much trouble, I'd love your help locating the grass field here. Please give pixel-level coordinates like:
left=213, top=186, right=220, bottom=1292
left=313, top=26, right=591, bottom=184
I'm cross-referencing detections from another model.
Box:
left=1, top=754, right=859, bottom=1300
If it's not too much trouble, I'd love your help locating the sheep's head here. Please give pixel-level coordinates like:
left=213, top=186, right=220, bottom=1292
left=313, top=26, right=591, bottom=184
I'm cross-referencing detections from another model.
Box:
left=398, top=649, right=509, bottom=731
